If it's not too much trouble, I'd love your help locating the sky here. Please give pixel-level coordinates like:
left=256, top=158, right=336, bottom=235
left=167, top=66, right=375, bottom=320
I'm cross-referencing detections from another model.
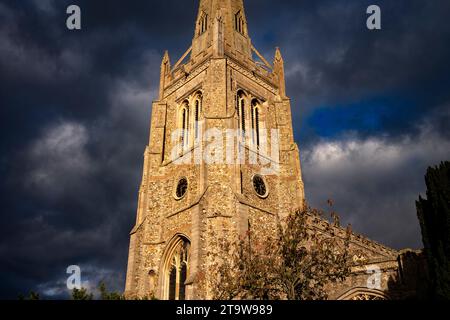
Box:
left=0, top=0, right=449, bottom=299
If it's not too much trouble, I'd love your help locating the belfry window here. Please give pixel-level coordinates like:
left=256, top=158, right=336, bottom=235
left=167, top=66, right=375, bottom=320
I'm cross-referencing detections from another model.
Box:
left=235, top=11, right=244, bottom=34
left=180, top=101, right=189, bottom=149
left=251, top=100, right=261, bottom=148
left=194, top=94, right=202, bottom=142
left=165, top=238, right=190, bottom=300
left=237, top=91, right=246, bottom=141
left=199, top=13, right=208, bottom=35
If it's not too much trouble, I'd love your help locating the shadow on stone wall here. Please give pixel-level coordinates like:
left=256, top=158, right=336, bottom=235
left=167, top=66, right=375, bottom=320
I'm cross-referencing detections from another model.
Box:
left=385, top=250, right=430, bottom=300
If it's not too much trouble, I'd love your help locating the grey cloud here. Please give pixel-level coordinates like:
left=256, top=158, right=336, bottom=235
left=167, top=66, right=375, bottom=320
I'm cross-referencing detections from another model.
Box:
left=26, top=121, right=93, bottom=198
left=0, top=43, right=161, bottom=298
left=259, top=0, right=450, bottom=136
left=302, top=116, right=450, bottom=249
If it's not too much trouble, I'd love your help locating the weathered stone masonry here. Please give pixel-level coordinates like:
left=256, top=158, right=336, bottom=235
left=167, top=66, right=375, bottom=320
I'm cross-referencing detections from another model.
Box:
left=125, top=0, right=424, bottom=300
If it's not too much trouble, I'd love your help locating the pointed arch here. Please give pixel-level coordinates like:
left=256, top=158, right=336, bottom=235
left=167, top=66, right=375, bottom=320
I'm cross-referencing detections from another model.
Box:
left=237, top=90, right=247, bottom=142
left=251, top=99, right=261, bottom=148
left=160, top=234, right=191, bottom=300
left=179, top=100, right=190, bottom=150
left=193, top=91, right=203, bottom=143
left=235, top=10, right=245, bottom=35
left=198, top=11, right=208, bottom=35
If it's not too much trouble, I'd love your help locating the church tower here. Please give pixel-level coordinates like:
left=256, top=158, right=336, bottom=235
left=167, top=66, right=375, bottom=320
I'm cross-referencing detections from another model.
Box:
left=125, top=0, right=305, bottom=300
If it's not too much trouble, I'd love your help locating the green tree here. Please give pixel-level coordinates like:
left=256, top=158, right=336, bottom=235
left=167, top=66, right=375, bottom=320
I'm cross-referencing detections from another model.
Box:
left=98, top=282, right=125, bottom=300
left=71, top=287, right=93, bottom=300
left=416, top=161, right=450, bottom=300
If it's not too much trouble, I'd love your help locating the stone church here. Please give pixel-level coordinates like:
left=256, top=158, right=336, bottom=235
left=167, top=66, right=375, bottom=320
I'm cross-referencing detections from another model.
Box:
left=125, top=0, right=425, bottom=300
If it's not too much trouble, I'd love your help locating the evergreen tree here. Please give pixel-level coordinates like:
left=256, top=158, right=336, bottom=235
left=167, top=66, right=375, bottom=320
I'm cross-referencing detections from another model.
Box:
left=98, top=282, right=125, bottom=300
left=416, top=161, right=450, bottom=300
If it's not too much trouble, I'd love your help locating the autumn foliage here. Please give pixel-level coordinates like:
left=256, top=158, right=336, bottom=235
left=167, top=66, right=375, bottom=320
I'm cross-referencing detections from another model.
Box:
left=210, top=206, right=351, bottom=300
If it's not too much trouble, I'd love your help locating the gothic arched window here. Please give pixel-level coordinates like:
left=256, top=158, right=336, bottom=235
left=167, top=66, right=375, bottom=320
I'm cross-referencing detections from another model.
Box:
left=194, top=93, right=202, bottom=143
left=199, top=12, right=208, bottom=35
left=180, top=101, right=189, bottom=149
left=235, top=11, right=245, bottom=34
left=179, top=262, right=187, bottom=300
left=168, top=263, right=177, bottom=300
left=251, top=99, right=261, bottom=148
left=165, top=237, right=190, bottom=300
left=237, top=91, right=246, bottom=141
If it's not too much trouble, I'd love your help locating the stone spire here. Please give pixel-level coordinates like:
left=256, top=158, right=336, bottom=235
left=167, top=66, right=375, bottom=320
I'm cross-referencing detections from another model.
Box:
left=159, top=51, right=171, bottom=100
left=273, top=47, right=286, bottom=98
left=191, top=0, right=252, bottom=61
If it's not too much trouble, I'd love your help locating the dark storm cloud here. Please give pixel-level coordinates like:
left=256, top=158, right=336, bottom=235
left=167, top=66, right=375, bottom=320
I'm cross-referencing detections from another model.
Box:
left=245, top=0, right=450, bottom=142
left=301, top=112, right=450, bottom=249
left=0, top=0, right=168, bottom=298
left=245, top=0, right=450, bottom=248
left=0, top=0, right=449, bottom=298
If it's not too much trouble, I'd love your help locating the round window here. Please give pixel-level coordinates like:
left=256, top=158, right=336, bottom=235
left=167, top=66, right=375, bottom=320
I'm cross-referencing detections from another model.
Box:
left=175, top=178, right=188, bottom=199
left=253, top=175, right=268, bottom=198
